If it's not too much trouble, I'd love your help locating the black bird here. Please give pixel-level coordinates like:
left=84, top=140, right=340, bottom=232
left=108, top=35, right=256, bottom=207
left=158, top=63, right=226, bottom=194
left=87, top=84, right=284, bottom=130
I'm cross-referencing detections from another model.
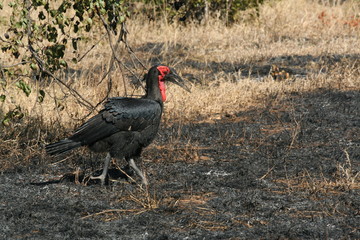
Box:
left=46, top=64, right=190, bottom=185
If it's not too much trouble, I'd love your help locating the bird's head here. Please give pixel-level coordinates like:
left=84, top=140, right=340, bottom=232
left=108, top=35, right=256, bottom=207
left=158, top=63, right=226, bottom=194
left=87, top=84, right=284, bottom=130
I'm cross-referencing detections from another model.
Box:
left=145, top=64, right=190, bottom=102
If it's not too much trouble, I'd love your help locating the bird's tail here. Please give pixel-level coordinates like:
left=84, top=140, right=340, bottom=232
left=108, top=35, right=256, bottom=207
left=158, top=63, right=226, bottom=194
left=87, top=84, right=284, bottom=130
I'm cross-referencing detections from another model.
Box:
left=45, top=139, right=82, bottom=155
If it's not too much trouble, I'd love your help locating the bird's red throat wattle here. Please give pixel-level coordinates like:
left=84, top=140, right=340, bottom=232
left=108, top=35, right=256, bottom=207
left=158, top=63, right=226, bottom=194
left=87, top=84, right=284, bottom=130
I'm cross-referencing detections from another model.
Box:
left=157, top=66, right=170, bottom=102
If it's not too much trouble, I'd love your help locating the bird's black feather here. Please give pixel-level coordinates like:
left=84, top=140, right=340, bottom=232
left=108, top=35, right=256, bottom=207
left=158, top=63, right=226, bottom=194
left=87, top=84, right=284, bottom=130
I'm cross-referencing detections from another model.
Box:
left=46, top=97, right=162, bottom=155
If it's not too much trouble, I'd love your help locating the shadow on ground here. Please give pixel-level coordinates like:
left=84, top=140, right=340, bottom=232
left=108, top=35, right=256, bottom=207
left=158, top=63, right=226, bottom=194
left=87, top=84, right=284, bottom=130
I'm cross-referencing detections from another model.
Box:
left=1, top=88, right=359, bottom=239
left=61, top=42, right=360, bottom=86
left=136, top=42, right=360, bottom=81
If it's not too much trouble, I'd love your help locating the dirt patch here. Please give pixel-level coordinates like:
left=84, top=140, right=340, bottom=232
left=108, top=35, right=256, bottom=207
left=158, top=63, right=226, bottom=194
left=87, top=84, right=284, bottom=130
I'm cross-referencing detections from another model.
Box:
left=1, top=88, right=359, bottom=239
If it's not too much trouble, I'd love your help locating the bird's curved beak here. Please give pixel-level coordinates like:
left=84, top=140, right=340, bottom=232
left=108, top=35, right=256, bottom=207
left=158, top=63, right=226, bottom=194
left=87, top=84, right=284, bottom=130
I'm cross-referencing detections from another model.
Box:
left=165, top=68, right=191, bottom=93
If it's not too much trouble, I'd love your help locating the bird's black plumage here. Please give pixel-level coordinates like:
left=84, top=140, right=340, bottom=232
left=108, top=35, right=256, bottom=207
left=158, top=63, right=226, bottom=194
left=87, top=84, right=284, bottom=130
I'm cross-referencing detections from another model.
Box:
left=45, top=64, right=190, bottom=185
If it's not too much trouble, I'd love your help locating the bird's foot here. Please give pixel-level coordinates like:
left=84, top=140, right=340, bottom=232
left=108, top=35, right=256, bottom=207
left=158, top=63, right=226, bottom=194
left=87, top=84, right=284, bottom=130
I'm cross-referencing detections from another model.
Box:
left=90, top=174, right=107, bottom=185
left=128, top=158, right=148, bottom=187
left=140, top=176, right=148, bottom=186
left=90, top=153, right=111, bottom=186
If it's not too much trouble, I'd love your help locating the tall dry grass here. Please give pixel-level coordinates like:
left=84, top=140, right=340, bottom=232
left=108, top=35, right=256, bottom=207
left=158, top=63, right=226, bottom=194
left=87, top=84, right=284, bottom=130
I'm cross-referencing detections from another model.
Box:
left=0, top=0, right=360, bottom=169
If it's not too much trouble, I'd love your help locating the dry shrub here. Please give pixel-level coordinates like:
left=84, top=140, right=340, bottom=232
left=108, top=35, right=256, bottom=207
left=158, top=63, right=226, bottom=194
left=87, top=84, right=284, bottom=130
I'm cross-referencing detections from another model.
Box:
left=274, top=149, right=360, bottom=195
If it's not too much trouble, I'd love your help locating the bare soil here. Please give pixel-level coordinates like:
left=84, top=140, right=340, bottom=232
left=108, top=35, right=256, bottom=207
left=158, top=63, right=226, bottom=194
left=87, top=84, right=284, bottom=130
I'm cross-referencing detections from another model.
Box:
left=1, top=57, right=360, bottom=239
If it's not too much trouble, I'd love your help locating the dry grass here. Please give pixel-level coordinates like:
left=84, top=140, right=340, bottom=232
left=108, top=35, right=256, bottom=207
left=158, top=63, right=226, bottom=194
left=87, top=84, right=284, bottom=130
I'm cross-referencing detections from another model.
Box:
left=1, top=0, right=359, bottom=126
left=1, top=0, right=360, bottom=172
left=273, top=149, right=360, bottom=195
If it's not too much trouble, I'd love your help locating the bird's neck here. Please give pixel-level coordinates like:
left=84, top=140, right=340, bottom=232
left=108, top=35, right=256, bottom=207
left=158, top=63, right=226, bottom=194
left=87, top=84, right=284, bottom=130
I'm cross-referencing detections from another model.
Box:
left=144, top=75, right=165, bottom=104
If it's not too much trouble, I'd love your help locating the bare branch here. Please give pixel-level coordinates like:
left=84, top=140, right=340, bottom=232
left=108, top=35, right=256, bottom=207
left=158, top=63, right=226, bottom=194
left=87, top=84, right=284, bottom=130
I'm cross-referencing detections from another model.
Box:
left=96, top=8, right=123, bottom=85
left=29, top=45, right=95, bottom=110
left=121, top=23, right=146, bottom=70
left=2, top=61, right=30, bottom=68
left=77, top=33, right=107, bottom=63
left=95, top=9, right=145, bottom=91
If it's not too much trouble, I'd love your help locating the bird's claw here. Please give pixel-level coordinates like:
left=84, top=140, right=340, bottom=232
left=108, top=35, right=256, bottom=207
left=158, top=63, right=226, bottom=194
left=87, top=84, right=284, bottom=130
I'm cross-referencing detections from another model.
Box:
left=90, top=174, right=107, bottom=185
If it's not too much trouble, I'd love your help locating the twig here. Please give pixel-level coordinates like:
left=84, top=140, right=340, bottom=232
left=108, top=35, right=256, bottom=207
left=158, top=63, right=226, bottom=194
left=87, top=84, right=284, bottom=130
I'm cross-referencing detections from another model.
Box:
left=116, top=61, right=128, bottom=96
left=50, top=155, right=73, bottom=165
left=80, top=209, right=140, bottom=219
left=1, top=61, right=30, bottom=68
left=0, top=63, right=6, bottom=88
left=28, top=45, right=95, bottom=110
left=95, top=10, right=145, bottom=90
left=92, top=75, right=113, bottom=111
left=96, top=8, right=123, bottom=86
left=77, top=33, right=107, bottom=63
left=121, top=24, right=146, bottom=70
left=120, top=23, right=147, bottom=88
left=258, top=166, right=275, bottom=180
left=0, top=36, right=11, bottom=43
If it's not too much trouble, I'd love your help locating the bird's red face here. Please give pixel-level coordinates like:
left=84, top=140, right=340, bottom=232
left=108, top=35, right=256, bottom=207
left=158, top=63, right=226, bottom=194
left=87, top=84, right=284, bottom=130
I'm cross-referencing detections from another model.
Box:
left=157, top=66, right=171, bottom=102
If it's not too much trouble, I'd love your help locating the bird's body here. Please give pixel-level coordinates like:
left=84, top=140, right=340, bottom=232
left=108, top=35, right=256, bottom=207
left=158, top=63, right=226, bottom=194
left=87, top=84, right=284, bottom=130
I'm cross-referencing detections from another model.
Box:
left=47, top=98, right=162, bottom=157
left=46, top=65, right=190, bottom=185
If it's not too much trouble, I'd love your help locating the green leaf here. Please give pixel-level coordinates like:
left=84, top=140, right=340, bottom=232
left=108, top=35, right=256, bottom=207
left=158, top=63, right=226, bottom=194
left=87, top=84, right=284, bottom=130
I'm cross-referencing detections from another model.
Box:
left=30, top=63, right=37, bottom=70
left=74, top=21, right=79, bottom=33
left=59, top=59, right=67, bottom=67
left=12, top=50, right=20, bottom=58
left=16, top=80, right=31, bottom=97
left=12, top=107, right=24, bottom=119
left=38, top=90, right=45, bottom=103
left=2, top=107, right=24, bottom=126
left=54, top=44, right=65, bottom=58
left=45, top=44, right=65, bottom=58
left=85, top=24, right=91, bottom=32
left=33, top=0, right=45, bottom=7
left=6, top=69, right=14, bottom=76
left=72, top=38, right=78, bottom=50
left=50, top=9, right=57, bottom=17
left=46, top=25, right=58, bottom=42
left=2, top=117, right=10, bottom=126
left=38, top=11, right=46, bottom=20
left=0, top=94, right=5, bottom=102
left=56, top=15, right=64, bottom=25
left=1, top=46, right=10, bottom=52
left=119, top=15, right=125, bottom=23
left=8, top=2, right=16, bottom=8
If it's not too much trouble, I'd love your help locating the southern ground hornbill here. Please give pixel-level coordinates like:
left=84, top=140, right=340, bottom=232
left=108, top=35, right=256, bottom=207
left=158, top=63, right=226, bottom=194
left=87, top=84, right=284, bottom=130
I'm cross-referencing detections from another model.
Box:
left=46, top=64, right=190, bottom=185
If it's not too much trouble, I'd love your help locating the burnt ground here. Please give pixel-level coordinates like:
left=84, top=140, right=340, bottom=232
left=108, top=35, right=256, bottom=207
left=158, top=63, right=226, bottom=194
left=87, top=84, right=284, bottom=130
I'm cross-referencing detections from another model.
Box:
left=1, top=89, right=360, bottom=238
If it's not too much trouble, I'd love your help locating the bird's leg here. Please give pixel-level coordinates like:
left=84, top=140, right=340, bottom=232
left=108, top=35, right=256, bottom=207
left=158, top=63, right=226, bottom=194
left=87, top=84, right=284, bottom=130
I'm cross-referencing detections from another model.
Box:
left=90, top=153, right=111, bottom=185
left=128, top=158, right=148, bottom=185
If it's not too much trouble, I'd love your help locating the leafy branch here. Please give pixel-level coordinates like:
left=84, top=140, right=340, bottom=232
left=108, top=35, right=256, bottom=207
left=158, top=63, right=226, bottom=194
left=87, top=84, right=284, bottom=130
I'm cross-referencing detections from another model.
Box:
left=1, top=0, right=132, bottom=124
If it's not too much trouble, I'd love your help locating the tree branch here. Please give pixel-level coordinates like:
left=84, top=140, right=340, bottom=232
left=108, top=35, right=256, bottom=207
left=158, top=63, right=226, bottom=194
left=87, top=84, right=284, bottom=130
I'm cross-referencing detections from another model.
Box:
left=24, top=0, right=94, bottom=111
left=77, top=33, right=107, bottom=63
left=95, top=8, right=145, bottom=91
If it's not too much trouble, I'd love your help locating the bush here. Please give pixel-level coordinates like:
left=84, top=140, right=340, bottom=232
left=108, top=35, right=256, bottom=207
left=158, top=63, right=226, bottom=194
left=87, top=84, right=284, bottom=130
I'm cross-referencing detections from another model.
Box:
left=130, top=0, right=265, bottom=24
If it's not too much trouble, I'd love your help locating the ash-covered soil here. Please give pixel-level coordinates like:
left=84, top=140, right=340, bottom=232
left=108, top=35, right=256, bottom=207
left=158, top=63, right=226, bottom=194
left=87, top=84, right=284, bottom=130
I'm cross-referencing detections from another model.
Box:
left=1, top=88, right=359, bottom=239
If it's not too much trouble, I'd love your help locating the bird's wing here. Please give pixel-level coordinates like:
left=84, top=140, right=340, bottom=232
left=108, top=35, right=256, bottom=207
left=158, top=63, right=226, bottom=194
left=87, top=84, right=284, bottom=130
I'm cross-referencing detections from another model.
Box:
left=69, top=98, right=162, bottom=145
